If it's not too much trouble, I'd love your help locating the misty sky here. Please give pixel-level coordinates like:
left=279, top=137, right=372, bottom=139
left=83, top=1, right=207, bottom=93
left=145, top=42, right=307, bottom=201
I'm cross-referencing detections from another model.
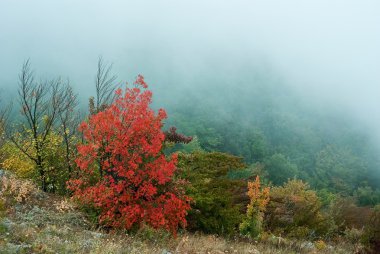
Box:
left=1, top=0, right=380, bottom=138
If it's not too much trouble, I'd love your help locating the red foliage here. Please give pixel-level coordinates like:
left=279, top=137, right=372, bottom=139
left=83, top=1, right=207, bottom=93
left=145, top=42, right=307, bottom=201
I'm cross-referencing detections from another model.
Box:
left=67, top=76, right=190, bottom=235
left=164, top=126, right=193, bottom=144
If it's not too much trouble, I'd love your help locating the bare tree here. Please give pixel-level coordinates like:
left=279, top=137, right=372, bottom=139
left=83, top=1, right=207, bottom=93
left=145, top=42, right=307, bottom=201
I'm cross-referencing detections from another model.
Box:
left=10, top=60, right=75, bottom=191
left=89, top=56, right=118, bottom=114
left=58, top=83, right=79, bottom=174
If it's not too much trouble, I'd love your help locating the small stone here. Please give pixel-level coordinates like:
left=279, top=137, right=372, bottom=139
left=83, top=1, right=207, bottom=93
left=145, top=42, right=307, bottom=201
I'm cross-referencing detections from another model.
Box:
left=161, top=249, right=172, bottom=254
left=300, top=241, right=315, bottom=250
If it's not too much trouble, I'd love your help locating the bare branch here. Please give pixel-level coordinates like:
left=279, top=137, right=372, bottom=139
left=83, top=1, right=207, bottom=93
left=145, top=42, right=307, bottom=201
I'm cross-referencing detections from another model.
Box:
left=93, top=56, right=118, bottom=114
left=58, top=80, right=80, bottom=173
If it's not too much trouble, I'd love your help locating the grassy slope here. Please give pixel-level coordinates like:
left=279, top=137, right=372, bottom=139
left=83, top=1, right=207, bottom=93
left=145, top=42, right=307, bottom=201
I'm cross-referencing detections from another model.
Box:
left=0, top=173, right=359, bottom=254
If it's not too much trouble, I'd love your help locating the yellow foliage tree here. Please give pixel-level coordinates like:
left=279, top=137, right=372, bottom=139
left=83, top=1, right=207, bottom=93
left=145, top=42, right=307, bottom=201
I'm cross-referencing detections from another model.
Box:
left=1, top=130, right=69, bottom=193
left=1, top=141, right=35, bottom=178
left=240, top=175, right=270, bottom=238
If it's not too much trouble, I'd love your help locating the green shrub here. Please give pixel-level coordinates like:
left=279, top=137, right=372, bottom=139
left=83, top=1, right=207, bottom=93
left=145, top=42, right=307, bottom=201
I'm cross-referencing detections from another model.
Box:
left=177, top=151, right=247, bottom=235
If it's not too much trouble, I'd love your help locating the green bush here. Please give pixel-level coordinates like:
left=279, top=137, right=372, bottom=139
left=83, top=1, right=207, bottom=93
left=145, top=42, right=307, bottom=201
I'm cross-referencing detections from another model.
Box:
left=177, top=151, right=247, bottom=235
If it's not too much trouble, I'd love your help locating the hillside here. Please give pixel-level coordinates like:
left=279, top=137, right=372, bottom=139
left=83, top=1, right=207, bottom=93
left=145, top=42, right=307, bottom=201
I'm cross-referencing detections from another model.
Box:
left=0, top=171, right=360, bottom=254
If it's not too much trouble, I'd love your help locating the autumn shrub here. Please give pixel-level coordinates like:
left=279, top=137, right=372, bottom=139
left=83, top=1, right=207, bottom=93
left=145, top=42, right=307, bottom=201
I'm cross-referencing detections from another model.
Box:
left=362, top=205, right=380, bottom=253
left=67, top=76, right=190, bottom=236
left=265, top=179, right=327, bottom=238
left=0, top=173, right=38, bottom=206
left=239, top=175, right=270, bottom=238
left=329, top=196, right=372, bottom=233
left=314, top=239, right=327, bottom=250
left=177, top=151, right=247, bottom=235
left=54, top=198, right=76, bottom=213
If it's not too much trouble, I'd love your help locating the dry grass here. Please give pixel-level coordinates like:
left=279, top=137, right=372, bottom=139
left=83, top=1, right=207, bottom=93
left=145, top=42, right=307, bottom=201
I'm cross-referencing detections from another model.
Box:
left=0, top=171, right=362, bottom=254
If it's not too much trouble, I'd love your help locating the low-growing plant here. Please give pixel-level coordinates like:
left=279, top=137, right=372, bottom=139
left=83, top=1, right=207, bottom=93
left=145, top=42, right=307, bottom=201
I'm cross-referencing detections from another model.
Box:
left=344, top=227, right=364, bottom=244
left=54, top=198, right=76, bottom=213
left=314, top=239, right=327, bottom=250
left=0, top=174, right=38, bottom=205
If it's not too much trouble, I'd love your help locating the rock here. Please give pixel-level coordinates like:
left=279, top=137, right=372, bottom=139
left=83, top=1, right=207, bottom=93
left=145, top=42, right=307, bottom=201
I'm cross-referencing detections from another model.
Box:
left=161, top=249, right=172, bottom=254
left=90, top=231, right=103, bottom=238
left=300, top=241, right=315, bottom=250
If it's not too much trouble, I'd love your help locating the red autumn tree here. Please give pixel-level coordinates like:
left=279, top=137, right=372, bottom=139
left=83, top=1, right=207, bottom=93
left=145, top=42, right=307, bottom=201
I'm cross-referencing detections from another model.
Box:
left=67, top=75, right=190, bottom=235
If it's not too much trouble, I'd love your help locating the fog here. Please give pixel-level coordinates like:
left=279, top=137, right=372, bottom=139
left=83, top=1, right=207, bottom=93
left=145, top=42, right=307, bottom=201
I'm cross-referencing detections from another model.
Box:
left=1, top=0, right=380, bottom=141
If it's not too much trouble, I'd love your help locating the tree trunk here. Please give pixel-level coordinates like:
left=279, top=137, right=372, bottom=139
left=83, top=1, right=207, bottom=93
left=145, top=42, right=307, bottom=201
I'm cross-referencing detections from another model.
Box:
left=37, top=157, right=46, bottom=192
